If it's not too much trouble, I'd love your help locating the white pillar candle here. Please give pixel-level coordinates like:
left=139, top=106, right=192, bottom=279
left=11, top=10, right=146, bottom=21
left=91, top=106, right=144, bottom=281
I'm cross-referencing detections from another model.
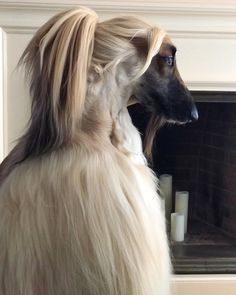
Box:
left=171, top=213, right=185, bottom=242
left=175, top=191, right=189, bottom=234
left=159, top=174, right=172, bottom=220
left=160, top=198, right=165, bottom=216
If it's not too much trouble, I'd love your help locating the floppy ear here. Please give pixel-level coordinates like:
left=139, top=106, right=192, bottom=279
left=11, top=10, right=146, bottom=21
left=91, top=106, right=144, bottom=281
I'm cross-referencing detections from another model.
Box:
left=131, top=28, right=166, bottom=159
left=19, top=8, right=98, bottom=158
left=132, top=27, right=166, bottom=79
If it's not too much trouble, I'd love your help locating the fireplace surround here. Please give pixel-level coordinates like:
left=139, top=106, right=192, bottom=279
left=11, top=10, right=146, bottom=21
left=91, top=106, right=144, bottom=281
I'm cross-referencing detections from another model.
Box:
left=129, top=91, right=236, bottom=274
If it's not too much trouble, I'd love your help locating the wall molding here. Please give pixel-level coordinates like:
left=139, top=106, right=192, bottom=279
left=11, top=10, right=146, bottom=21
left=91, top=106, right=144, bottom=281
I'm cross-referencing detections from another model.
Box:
left=0, top=28, right=7, bottom=161
left=0, top=28, right=3, bottom=161
left=0, top=1, right=236, bottom=15
left=187, top=81, right=236, bottom=92
left=172, top=274, right=236, bottom=295
left=0, top=1, right=236, bottom=34
left=1, top=25, right=235, bottom=92
left=1, top=24, right=236, bottom=92
left=173, top=274, right=236, bottom=281
left=3, top=26, right=236, bottom=40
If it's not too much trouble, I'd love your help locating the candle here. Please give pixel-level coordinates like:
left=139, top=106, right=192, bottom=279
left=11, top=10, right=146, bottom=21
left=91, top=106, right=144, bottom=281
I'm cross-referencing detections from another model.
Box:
left=171, top=213, right=185, bottom=242
left=175, top=191, right=189, bottom=233
left=159, top=174, right=172, bottom=220
left=160, top=197, right=165, bottom=216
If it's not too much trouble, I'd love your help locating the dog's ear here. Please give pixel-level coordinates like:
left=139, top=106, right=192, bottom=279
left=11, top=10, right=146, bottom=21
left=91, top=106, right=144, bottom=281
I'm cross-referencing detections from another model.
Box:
left=131, top=37, right=149, bottom=57
left=18, top=8, right=98, bottom=158
left=132, top=27, right=166, bottom=79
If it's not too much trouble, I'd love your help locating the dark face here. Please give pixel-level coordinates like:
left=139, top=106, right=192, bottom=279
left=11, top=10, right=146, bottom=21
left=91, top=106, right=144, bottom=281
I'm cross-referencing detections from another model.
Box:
left=132, top=38, right=198, bottom=123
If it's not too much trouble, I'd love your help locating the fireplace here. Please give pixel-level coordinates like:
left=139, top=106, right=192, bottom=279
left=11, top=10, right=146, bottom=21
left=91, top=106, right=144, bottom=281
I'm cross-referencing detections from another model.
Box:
left=129, top=91, right=236, bottom=274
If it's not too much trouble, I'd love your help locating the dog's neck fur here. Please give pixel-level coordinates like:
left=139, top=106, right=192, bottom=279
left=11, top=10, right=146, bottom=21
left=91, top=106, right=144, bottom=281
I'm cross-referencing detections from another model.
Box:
left=86, top=66, right=146, bottom=165
left=112, top=108, right=146, bottom=165
left=0, top=62, right=145, bottom=184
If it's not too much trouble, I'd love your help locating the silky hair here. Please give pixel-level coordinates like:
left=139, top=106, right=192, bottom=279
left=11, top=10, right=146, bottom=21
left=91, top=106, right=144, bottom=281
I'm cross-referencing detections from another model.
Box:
left=16, top=7, right=166, bottom=162
left=0, top=7, right=170, bottom=295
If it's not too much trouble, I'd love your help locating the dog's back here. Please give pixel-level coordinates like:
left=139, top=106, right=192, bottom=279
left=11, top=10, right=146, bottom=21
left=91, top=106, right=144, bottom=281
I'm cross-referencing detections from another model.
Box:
left=0, top=139, right=170, bottom=295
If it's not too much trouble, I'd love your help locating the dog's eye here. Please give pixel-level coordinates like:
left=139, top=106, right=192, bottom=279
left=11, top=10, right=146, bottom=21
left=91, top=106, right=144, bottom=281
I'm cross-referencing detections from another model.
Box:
left=157, top=55, right=175, bottom=67
left=165, top=56, right=175, bottom=66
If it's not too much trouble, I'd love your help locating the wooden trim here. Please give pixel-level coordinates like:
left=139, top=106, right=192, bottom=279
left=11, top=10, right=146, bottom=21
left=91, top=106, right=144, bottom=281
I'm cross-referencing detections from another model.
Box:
left=0, top=28, right=7, bottom=161
left=187, top=81, right=236, bottom=92
left=173, top=274, right=236, bottom=282
left=0, top=1, right=236, bottom=15
left=0, top=28, right=4, bottom=162
left=0, top=1, right=235, bottom=40
left=3, top=27, right=236, bottom=40
left=2, top=24, right=236, bottom=92
left=0, top=1, right=236, bottom=34
left=172, top=274, right=236, bottom=295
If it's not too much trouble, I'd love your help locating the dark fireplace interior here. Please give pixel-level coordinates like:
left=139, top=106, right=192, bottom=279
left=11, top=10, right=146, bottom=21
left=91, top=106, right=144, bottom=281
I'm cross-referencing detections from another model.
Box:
left=129, top=91, right=236, bottom=274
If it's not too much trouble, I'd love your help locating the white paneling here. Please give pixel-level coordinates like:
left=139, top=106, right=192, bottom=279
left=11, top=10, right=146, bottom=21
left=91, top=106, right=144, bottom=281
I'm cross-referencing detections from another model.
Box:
left=1, top=0, right=236, bottom=14
left=173, top=36, right=236, bottom=91
left=1, top=1, right=236, bottom=31
left=0, top=28, right=7, bottom=162
left=6, top=32, right=31, bottom=154
left=0, top=28, right=3, bottom=162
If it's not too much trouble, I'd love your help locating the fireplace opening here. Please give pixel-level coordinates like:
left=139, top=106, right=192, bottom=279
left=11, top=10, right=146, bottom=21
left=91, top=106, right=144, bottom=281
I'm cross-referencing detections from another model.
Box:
left=129, top=91, right=236, bottom=274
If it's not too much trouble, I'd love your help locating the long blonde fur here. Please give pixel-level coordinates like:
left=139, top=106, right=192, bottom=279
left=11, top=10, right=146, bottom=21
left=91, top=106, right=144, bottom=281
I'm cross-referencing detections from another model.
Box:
left=0, top=7, right=170, bottom=295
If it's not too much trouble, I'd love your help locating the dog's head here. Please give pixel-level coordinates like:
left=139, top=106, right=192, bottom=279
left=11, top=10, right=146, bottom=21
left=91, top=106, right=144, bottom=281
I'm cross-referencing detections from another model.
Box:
left=18, top=8, right=197, bottom=159
left=128, top=35, right=198, bottom=156
left=1, top=8, right=199, bottom=183
left=92, top=19, right=198, bottom=126
left=132, top=37, right=198, bottom=124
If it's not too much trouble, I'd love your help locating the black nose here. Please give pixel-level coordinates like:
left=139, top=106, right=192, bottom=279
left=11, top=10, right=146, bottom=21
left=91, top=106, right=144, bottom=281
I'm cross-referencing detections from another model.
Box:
left=190, top=105, right=199, bottom=122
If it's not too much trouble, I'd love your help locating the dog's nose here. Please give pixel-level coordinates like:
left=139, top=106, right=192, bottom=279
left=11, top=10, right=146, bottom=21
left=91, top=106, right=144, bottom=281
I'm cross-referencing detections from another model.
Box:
left=190, top=106, right=199, bottom=122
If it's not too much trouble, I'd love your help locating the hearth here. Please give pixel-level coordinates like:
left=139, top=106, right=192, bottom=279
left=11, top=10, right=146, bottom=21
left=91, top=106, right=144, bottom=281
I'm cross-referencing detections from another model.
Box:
left=129, top=91, right=236, bottom=274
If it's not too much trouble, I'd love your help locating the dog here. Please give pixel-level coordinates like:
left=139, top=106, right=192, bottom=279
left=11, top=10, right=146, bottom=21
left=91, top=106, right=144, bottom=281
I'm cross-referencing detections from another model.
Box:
left=0, top=7, right=198, bottom=295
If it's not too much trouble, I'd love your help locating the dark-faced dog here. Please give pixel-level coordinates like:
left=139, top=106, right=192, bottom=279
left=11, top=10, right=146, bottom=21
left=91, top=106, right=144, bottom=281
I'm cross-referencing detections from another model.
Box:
left=0, top=8, right=197, bottom=295
left=131, top=36, right=198, bottom=156
left=134, top=37, right=198, bottom=123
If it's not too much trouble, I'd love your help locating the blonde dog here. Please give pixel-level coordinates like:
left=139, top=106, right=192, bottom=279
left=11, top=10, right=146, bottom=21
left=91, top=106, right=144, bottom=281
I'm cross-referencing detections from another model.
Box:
left=0, top=7, right=197, bottom=295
